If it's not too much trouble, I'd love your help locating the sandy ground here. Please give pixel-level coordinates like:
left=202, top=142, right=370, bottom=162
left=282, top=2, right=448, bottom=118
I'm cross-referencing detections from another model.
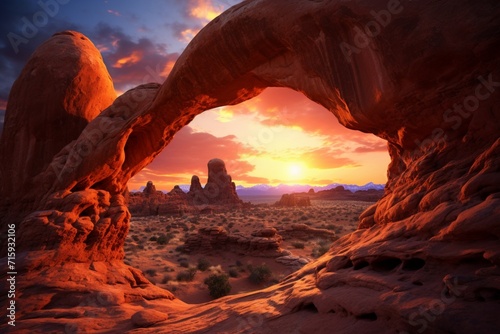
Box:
left=124, top=200, right=372, bottom=304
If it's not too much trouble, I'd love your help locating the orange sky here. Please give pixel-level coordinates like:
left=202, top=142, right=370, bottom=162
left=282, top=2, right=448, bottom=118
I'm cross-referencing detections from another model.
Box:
left=126, top=1, right=390, bottom=192
left=129, top=88, right=390, bottom=191
left=0, top=0, right=390, bottom=193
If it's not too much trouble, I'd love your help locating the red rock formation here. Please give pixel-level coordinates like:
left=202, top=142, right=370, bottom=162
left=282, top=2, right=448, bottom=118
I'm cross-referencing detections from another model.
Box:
left=1, top=0, right=500, bottom=333
left=184, top=226, right=283, bottom=257
left=188, top=158, right=243, bottom=206
left=275, top=193, right=312, bottom=207
left=278, top=224, right=336, bottom=241
left=0, top=31, right=116, bottom=243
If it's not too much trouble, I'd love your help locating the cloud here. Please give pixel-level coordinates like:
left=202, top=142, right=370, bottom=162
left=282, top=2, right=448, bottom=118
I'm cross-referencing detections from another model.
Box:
left=299, top=147, right=359, bottom=170
left=130, top=126, right=262, bottom=189
left=353, top=138, right=387, bottom=152
left=187, top=0, right=224, bottom=21
left=169, top=0, right=242, bottom=43
left=0, top=2, right=79, bottom=101
left=107, top=9, right=121, bottom=17
left=91, top=23, right=179, bottom=92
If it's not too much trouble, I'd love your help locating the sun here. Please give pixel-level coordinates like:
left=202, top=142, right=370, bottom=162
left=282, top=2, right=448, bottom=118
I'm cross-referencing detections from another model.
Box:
left=287, top=163, right=305, bottom=180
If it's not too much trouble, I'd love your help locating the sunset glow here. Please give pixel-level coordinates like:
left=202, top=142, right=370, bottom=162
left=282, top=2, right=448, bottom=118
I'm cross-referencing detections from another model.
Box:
left=0, top=0, right=390, bottom=193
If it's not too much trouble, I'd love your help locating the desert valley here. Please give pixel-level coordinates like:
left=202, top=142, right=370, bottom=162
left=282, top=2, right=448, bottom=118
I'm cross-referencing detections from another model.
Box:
left=124, top=158, right=379, bottom=304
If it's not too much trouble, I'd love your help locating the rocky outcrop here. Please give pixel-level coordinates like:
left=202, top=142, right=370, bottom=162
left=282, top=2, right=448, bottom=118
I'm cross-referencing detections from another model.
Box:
left=278, top=224, right=336, bottom=241
left=188, top=158, right=242, bottom=206
left=275, top=193, right=311, bottom=207
left=128, top=182, right=190, bottom=216
left=183, top=226, right=283, bottom=257
left=0, top=31, right=116, bottom=244
left=1, top=0, right=499, bottom=333
left=284, top=186, right=384, bottom=203
left=128, top=159, right=243, bottom=216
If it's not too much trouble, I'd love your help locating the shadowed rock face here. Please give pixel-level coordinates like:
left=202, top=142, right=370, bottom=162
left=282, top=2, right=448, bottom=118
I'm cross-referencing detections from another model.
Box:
left=0, top=0, right=499, bottom=333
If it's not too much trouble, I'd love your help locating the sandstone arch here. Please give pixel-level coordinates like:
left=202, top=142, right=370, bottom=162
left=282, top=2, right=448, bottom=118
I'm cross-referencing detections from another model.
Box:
left=1, top=0, right=499, bottom=332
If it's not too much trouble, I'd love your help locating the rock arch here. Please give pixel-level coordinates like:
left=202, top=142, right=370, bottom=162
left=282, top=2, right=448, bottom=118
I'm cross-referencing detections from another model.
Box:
left=0, top=0, right=499, bottom=332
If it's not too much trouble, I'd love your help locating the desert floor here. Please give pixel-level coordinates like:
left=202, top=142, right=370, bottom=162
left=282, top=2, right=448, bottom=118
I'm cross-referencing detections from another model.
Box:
left=124, top=200, right=373, bottom=304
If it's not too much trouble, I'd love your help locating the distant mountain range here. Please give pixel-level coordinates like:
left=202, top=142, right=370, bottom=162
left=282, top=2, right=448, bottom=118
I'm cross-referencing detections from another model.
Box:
left=135, top=182, right=385, bottom=196
left=234, top=182, right=385, bottom=196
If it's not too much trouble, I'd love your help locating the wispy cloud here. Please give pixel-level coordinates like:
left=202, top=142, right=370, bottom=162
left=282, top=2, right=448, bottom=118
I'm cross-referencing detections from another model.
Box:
left=188, top=0, right=224, bottom=21
left=92, top=23, right=179, bottom=92
left=107, top=9, right=122, bottom=17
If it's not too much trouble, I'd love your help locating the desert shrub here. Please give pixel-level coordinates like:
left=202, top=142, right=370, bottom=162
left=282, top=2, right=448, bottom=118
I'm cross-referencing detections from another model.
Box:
left=204, top=274, right=231, bottom=299
left=176, top=268, right=197, bottom=282
left=197, top=258, right=211, bottom=271
left=145, top=269, right=157, bottom=277
left=228, top=268, right=239, bottom=278
left=162, top=274, right=172, bottom=284
left=149, top=236, right=158, bottom=242
left=157, top=233, right=173, bottom=245
left=179, top=261, right=189, bottom=268
left=175, top=245, right=186, bottom=253
left=235, top=260, right=243, bottom=267
left=312, top=240, right=330, bottom=258
left=249, top=264, right=272, bottom=284
left=132, top=235, right=140, bottom=242
left=292, top=242, right=305, bottom=249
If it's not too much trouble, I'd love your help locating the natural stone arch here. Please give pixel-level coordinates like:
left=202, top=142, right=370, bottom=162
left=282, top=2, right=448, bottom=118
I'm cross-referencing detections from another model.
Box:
left=1, top=0, right=499, bottom=332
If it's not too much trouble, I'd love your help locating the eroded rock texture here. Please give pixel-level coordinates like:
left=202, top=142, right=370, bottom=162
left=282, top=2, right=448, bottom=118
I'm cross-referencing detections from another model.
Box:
left=1, top=0, right=500, bottom=333
left=188, top=158, right=243, bottom=206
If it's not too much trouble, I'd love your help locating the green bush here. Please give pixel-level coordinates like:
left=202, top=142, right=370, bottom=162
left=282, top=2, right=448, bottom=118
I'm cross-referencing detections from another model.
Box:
left=176, top=268, right=197, bottom=282
left=249, top=264, right=272, bottom=284
left=204, top=274, right=231, bottom=299
left=197, top=258, right=211, bottom=271
left=157, top=233, right=173, bottom=245
left=228, top=268, right=239, bottom=278
left=145, top=269, right=157, bottom=277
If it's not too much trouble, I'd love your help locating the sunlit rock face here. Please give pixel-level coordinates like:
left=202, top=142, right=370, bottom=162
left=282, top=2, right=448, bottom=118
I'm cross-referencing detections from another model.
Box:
left=0, top=0, right=499, bottom=333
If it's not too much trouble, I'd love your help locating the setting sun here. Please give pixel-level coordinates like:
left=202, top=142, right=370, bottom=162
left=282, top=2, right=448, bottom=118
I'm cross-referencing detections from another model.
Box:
left=287, top=162, right=305, bottom=180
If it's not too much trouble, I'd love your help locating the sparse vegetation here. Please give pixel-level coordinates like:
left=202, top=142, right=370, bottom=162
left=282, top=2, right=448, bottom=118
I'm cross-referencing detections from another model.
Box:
left=204, top=273, right=232, bottom=299
left=145, top=269, right=157, bottom=276
left=197, top=257, right=211, bottom=271
left=125, top=200, right=373, bottom=301
left=292, top=241, right=305, bottom=249
left=228, top=268, right=239, bottom=278
left=249, top=264, right=272, bottom=284
left=312, top=239, right=330, bottom=258
left=176, top=267, right=197, bottom=282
